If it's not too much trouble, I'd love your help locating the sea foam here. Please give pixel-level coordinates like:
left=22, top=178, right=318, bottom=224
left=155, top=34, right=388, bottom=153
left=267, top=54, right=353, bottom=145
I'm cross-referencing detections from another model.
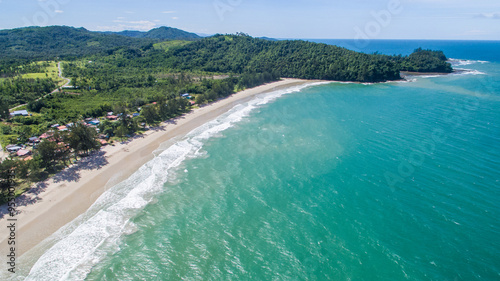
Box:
left=20, top=82, right=323, bottom=281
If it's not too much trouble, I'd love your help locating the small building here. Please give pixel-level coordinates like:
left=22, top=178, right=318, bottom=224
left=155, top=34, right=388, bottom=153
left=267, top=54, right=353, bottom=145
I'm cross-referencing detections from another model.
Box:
left=28, top=137, right=40, bottom=143
left=57, top=126, right=68, bottom=131
left=99, top=139, right=108, bottom=146
left=107, top=112, right=114, bottom=116
left=181, top=93, right=190, bottom=97
left=6, top=145, right=23, bottom=153
left=39, top=132, right=53, bottom=139
left=88, top=120, right=100, bottom=126
left=133, top=113, right=140, bottom=117
left=10, top=110, right=29, bottom=117
left=189, top=101, right=196, bottom=105
left=16, top=149, right=32, bottom=157
left=106, top=115, right=118, bottom=120
left=51, top=124, right=60, bottom=128
left=23, top=156, right=33, bottom=161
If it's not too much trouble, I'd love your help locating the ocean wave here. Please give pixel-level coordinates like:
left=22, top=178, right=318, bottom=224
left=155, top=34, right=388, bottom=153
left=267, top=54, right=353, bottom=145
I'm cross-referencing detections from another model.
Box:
left=451, top=69, right=487, bottom=76
left=448, top=58, right=489, bottom=67
left=21, top=82, right=323, bottom=281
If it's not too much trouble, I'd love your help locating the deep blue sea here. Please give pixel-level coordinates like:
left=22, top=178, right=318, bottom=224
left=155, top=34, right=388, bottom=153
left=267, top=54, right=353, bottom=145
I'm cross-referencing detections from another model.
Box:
left=12, top=40, right=500, bottom=280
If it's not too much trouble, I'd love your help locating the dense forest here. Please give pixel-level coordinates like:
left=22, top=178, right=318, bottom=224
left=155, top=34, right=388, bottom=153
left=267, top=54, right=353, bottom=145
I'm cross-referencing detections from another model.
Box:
left=0, top=25, right=199, bottom=60
left=102, top=26, right=201, bottom=40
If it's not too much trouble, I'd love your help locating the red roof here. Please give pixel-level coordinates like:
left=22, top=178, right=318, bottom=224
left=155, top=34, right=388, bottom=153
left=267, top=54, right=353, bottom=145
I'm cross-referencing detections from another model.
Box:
left=106, top=115, right=118, bottom=120
left=40, top=133, right=53, bottom=139
left=16, top=149, right=32, bottom=157
left=57, top=126, right=68, bottom=131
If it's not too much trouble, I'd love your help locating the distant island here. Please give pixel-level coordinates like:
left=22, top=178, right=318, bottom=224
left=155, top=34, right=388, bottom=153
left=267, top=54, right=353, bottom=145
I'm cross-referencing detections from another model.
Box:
left=0, top=26, right=453, bottom=202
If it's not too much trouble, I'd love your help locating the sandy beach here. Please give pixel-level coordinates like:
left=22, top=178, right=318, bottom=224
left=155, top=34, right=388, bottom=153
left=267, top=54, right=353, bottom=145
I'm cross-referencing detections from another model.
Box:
left=0, top=78, right=314, bottom=267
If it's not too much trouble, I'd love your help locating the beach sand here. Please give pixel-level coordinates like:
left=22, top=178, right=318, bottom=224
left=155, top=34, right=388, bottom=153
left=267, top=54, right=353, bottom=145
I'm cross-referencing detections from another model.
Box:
left=0, top=79, right=314, bottom=268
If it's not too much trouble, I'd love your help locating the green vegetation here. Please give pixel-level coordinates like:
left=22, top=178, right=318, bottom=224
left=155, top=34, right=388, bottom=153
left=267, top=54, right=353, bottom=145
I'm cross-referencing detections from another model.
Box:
left=0, top=77, right=56, bottom=108
left=153, top=40, right=192, bottom=51
left=399, top=48, right=453, bottom=73
left=0, top=26, right=156, bottom=60
left=104, top=26, right=201, bottom=40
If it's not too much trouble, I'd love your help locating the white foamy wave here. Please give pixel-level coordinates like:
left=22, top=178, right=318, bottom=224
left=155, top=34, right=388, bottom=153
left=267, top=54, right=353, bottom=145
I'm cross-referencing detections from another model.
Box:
left=448, top=58, right=489, bottom=67
left=22, top=82, right=322, bottom=281
left=452, top=69, right=486, bottom=76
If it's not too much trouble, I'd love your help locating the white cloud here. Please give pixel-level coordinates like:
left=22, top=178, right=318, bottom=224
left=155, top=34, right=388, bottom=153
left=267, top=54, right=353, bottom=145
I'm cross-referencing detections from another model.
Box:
left=474, top=13, right=500, bottom=19
left=55, top=10, right=64, bottom=13
left=162, top=11, right=176, bottom=14
left=98, top=20, right=157, bottom=31
left=172, top=17, right=179, bottom=20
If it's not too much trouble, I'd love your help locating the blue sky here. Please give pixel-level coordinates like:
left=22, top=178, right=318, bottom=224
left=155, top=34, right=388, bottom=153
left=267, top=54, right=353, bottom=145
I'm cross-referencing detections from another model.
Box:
left=0, top=0, right=499, bottom=40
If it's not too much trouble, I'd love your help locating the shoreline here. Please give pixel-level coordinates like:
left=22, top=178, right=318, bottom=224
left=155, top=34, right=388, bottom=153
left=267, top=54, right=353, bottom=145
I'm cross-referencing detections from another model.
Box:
left=0, top=78, right=317, bottom=269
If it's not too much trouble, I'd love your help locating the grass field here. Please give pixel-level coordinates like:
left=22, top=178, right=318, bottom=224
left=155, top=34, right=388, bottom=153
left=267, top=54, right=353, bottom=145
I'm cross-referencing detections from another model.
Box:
left=21, top=61, right=65, bottom=86
left=153, top=40, right=191, bottom=51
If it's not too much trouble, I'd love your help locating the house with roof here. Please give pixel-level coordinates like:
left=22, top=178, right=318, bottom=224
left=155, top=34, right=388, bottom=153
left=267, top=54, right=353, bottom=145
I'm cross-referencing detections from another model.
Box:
left=6, top=145, right=23, bottom=153
left=10, top=110, right=29, bottom=117
left=57, top=126, right=68, bottom=131
left=16, top=149, right=32, bottom=157
left=88, top=120, right=100, bottom=126
left=39, top=132, right=54, bottom=139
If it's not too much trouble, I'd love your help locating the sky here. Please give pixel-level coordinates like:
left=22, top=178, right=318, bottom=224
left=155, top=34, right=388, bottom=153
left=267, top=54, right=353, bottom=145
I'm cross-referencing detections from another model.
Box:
left=0, top=0, right=499, bottom=40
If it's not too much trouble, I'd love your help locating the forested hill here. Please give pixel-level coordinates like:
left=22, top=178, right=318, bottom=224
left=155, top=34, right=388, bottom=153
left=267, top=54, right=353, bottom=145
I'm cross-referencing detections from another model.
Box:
left=164, top=35, right=451, bottom=81
left=161, top=35, right=414, bottom=82
left=0, top=26, right=198, bottom=60
left=0, top=26, right=155, bottom=60
left=0, top=27, right=452, bottom=82
left=104, top=26, right=201, bottom=40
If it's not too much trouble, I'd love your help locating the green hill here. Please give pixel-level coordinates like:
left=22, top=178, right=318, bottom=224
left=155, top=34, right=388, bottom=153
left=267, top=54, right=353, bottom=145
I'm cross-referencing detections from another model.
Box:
left=164, top=34, right=402, bottom=82
left=0, top=26, right=155, bottom=60
left=106, top=26, right=201, bottom=41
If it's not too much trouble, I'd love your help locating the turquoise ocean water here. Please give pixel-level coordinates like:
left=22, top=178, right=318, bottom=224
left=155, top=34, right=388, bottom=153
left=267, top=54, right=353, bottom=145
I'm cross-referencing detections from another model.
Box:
left=16, top=41, right=500, bottom=280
